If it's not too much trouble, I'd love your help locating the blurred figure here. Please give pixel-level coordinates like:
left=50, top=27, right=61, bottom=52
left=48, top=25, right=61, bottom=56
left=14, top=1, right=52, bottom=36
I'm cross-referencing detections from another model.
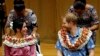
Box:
left=0, top=0, right=6, bottom=46
left=5, top=0, right=37, bottom=36
left=56, top=12, right=95, bottom=56
left=68, top=0, right=99, bottom=44
left=3, top=19, right=37, bottom=56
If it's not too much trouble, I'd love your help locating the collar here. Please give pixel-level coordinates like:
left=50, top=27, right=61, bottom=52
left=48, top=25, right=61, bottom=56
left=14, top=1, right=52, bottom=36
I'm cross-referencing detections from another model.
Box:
left=68, top=27, right=80, bottom=38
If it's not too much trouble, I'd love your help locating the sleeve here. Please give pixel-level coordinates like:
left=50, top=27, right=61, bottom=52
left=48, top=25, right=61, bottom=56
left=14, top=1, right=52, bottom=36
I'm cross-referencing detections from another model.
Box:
left=55, top=40, right=63, bottom=51
left=4, top=45, right=11, bottom=56
left=29, top=10, right=37, bottom=24
left=89, top=6, right=100, bottom=25
left=87, top=37, right=95, bottom=50
left=5, top=10, right=14, bottom=28
left=68, top=5, right=74, bottom=13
